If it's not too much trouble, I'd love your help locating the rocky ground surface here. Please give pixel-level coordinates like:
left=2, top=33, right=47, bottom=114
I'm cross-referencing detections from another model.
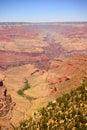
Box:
left=0, top=74, right=15, bottom=129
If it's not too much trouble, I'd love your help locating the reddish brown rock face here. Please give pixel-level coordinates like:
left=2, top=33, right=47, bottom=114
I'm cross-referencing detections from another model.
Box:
left=0, top=101, right=3, bottom=109
left=47, top=55, right=87, bottom=96
left=0, top=25, right=39, bottom=42
left=0, top=23, right=87, bottom=71
left=50, top=77, right=70, bottom=85
left=0, top=83, right=14, bottom=117
left=0, top=74, right=15, bottom=127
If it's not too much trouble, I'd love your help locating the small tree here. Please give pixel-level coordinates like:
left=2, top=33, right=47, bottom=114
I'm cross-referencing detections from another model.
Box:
left=23, top=78, right=30, bottom=90
left=17, top=89, right=24, bottom=96
left=17, top=78, right=30, bottom=96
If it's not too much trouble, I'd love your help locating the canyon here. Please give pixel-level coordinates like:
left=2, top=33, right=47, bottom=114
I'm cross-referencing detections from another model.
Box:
left=0, top=23, right=87, bottom=70
left=0, top=22, right=87, bottom=128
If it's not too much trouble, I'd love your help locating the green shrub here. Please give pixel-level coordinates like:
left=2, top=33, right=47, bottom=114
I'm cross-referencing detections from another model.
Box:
left=17, top=89, right=24, bottom=96
left=23, top=78, right=30, bottom=90
left=17, top=78, right=30, bottom=97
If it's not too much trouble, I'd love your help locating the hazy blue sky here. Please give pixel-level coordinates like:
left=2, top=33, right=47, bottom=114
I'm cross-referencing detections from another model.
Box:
left=0, top=0, right=87, bottom=22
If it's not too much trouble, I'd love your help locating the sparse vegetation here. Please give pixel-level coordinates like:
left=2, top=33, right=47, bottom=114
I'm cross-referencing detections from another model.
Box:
left=17, top=79, right=36, bottom=101
left=17, top=89, right=24, bottom=96
left=17, top=78, right=30, bottom=97
left=24, top=78, right=30, bottom=90
left=14, top=79, right=87, bottom=130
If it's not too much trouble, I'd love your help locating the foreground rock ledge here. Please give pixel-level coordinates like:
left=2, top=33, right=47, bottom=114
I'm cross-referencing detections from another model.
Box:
left=0, top=74, right=15, bottom=127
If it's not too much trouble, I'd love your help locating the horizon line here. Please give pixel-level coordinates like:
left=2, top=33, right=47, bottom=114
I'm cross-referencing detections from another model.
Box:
left=0, top=21, right=87, bottom=24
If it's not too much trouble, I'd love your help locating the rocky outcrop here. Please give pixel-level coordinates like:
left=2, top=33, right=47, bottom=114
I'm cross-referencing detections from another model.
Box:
left=50, top=76, right=70, bottom=85
left=0, top=74, right=15, bottom=127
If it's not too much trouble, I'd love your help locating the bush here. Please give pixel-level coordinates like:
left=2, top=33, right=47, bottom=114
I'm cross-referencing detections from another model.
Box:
left=23, top=78, right=30, bottom=90
left=17, top=78, right=30, bottom=97
left=17, top=89, right=24, bottom=96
